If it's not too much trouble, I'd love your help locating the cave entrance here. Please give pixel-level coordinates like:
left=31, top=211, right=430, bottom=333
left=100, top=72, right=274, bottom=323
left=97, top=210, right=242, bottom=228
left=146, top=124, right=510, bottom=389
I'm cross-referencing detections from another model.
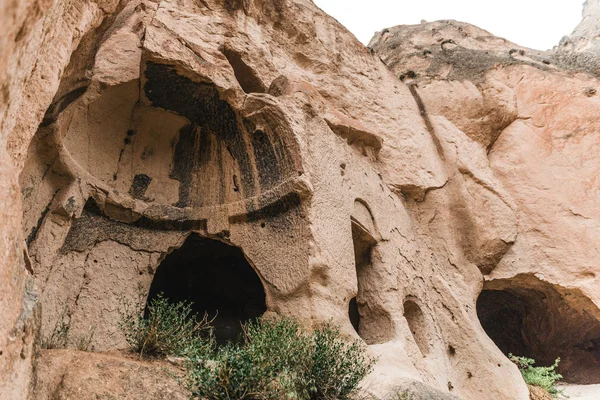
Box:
left=477, top=283, right=600, bottom=384
left=147, top=233, right=266, bottom=344
left=477, top=290, right=528, bottom=357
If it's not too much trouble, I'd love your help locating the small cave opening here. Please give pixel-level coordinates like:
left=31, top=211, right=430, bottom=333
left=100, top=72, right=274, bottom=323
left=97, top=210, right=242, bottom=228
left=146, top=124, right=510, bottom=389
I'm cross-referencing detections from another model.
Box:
left=477, top=284, right=600, bottom=384
left=146, top=233, right=267, bottom=344
left=350, top=218, right=375, bottom=342
left=350, top=210, right=394, bottom=344
left=403, top=299, right=430, bottom=356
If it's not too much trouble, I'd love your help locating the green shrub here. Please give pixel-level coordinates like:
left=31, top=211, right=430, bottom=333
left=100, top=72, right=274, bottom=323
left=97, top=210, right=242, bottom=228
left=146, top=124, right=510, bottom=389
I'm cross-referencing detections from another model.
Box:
left=120, top=294, right=375, bottom=398
left=310, top=324, right=375, bottom=399
left=509, top=354, right=563, bottom=397
left=118, top=292, right=212, bottom=359
left=187, top=318, right=375, bottom=400
left=188, top=318, right=312, bottom=400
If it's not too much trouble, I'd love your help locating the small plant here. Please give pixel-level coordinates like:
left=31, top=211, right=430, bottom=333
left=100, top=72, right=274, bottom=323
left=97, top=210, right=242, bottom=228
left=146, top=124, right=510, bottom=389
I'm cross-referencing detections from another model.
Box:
left=118, top=292, right=213, bottom=359
left=41, top=306, right=71, bottom=349
left=509, top=354, right=564, bottom=397
left=187, top=318, right=375, bottom=400
left=73, top=326, right=96, bottom=351
left=41, top=306, right=96, bottom=351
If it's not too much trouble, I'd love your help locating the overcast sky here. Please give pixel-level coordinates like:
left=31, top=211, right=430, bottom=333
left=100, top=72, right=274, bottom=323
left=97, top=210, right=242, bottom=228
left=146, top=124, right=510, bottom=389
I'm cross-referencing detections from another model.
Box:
left=313, top=0, right=584, bottom=51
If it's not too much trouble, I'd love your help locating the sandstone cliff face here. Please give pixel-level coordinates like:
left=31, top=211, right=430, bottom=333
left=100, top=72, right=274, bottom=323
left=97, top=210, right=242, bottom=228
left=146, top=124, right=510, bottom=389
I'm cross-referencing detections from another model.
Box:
left=370, top=2, right=600, bottom=386
left=0, top=0, right=598, bottom=399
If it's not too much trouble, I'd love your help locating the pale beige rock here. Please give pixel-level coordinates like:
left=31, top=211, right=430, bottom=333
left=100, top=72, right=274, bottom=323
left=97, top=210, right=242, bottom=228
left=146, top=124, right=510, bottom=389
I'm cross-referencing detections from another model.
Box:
left=559, top=0, right=600, bottom=55
left=0, top=144, right=38, bottom=400
left=370, top=1, right=600, bottom=389
left=2, top=0, right=599, bottom=399
left=32, top=349, right=190, bottom=399
left=0, top=2, right=47, bottom=398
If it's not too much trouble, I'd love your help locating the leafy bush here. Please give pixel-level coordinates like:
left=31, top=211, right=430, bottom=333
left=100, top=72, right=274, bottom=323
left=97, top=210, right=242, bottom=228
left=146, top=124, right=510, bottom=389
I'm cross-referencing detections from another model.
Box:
left=509, top=354, right=563, bottom=397
left=118, top=292, right=212, bottom=359
left=188, top=318, right=311, bottom=400
left=187, top=318, right=376, bottom=400
left=120, top=294, right=375, bottom=398
left=310, top=324, right=375, bottom=399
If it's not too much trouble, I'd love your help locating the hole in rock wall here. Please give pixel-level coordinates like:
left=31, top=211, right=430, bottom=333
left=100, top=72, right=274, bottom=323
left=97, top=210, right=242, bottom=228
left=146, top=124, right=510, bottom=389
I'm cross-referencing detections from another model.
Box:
left=349, top=297, right=360, bottom=333
left=221, top=47, right=267, bottom=94
left=477, top=282, right=600, bottom=383
left=403, top=299, right=430, bottom=356
left=146, top=233, right=267, bottom=345
left=350, top=200, right=394, bottom=344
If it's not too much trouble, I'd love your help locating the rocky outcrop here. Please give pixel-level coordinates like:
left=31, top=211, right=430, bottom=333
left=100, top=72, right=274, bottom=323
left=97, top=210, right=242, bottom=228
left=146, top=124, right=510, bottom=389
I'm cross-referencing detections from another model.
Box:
left=370, top=0, right=600, bottom=387
left=1, top=0, right=598, bottom=399
left=0, top=142, right=39, bottom=400
left=559, top=0, right=600, bottom=55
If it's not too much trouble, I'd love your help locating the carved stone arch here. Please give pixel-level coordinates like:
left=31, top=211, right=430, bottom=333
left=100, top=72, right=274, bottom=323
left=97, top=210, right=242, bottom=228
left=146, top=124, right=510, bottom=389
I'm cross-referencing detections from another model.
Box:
left=352, top=198, right=378, bottom=239
left=146, top=232, right=267, bottom=344
left=349, top=198, right=393, bottom=344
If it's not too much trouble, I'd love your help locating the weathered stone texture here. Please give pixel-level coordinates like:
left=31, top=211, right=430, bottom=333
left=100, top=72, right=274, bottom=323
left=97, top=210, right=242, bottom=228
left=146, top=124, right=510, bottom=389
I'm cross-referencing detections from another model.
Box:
left=370, top=0, right=600, bottom=389
left=32, top=349, right=190, bottom=399
left=1, top=0, right=599, bottom=399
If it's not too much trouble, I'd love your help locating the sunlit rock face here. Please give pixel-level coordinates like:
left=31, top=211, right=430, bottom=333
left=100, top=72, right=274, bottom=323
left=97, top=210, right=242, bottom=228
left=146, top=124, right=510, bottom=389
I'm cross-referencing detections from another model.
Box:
left=1, top=0, right=598, bottom=399
left=370, top=0, right=600, bottom=387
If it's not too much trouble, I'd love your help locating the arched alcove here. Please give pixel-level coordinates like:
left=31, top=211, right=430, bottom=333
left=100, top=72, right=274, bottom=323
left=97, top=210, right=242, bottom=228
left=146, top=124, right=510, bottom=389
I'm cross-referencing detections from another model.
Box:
left=349, top=200, right=394, bottom=344
left=403, top=299, right=430, bottom=356
left=147, top=234, right=267, bottom=344
left=477, top=280, right=600, bottom=383
left=477, top=290, right=528, bottom=356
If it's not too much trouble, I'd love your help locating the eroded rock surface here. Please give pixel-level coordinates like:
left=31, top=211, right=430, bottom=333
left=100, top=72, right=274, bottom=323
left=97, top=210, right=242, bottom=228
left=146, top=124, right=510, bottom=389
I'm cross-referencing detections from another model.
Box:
left=0, top=0, right=598, bottom=399
left=370, top=0, right=600, bottom=387
left=32, top=349, right=189, bottom=399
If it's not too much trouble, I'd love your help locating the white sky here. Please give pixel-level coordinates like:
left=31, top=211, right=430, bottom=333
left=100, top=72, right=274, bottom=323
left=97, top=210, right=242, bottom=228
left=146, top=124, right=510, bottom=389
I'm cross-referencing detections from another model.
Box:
left=313, top=0, right=584, bottom=51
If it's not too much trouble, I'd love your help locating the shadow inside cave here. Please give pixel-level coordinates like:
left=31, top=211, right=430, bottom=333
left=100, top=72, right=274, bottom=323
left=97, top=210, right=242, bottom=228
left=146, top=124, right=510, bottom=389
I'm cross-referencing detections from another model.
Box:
left=146, top=233, right=266, bottom=344
left=477, top=282, right=600, bottom=384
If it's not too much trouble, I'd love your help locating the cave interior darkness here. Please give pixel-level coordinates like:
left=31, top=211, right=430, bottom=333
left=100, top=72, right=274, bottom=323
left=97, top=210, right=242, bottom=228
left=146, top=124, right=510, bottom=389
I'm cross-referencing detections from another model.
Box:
left=146, top=233, right=267, bottom=344
left=477, top=287, right=600, bottom=384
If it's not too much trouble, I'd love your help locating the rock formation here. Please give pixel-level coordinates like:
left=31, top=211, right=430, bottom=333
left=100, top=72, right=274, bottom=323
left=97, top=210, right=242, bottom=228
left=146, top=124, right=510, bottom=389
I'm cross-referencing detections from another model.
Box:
left=0, top=0, right=598, bottom=399
left=370, top=7, right=600, bottom=385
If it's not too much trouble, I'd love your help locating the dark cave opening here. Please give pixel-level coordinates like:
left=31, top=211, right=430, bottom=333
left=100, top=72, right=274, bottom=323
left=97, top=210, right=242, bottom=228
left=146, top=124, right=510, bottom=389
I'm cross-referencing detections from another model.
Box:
left=477, top=286, right=600, bottom=383
left=349, top=297, right=360, bottom=333
left=477, top=290, right=528, bottom=357
left=146, top=233, right=267, bottom=344
left=350, top=219, right=374, bottom=342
